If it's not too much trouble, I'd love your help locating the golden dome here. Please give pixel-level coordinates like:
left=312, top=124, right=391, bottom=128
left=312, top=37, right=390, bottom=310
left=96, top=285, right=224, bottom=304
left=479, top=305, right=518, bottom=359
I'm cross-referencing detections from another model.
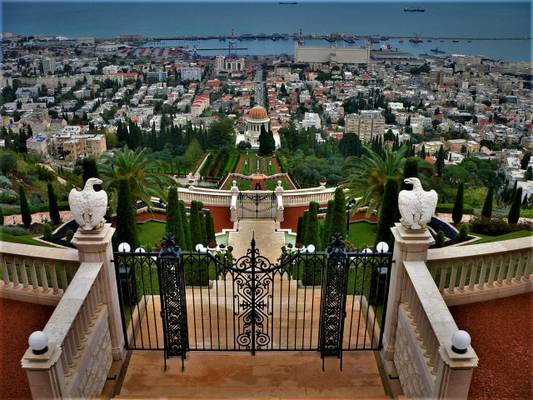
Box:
left=247, top=105, right=268, bottom=121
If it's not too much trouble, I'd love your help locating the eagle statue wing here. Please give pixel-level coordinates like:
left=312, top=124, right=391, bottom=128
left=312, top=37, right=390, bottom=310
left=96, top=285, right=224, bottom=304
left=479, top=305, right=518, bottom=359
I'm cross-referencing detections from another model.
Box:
left=92, top=190, right=108, bottom=227
left=421, top=189, right=438, bottom=226
left=398, top=190, right=417, bottom=228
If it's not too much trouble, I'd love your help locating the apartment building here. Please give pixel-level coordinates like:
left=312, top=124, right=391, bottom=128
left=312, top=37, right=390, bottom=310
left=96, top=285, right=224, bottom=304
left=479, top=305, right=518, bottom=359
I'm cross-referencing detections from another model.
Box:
left=344, top=110, right=385, bottom=143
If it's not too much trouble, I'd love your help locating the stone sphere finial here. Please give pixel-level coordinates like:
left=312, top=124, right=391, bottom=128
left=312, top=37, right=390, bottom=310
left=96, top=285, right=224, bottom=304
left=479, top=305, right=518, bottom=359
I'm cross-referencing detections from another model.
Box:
left=29, top=331, right=49, bottom=355
left=451, top=330, right=471, bottom=354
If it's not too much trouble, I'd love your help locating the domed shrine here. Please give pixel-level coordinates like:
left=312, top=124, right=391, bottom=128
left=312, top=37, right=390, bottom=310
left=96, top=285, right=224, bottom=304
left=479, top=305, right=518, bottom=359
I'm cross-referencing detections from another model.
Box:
left=236, top=105, right=280, bottom=149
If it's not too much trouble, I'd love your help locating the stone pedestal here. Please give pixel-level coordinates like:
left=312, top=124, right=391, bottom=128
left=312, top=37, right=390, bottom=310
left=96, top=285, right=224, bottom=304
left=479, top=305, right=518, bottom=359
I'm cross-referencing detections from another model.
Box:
left=380, top=224, right=434, bottom=374
left=72, top=223, right=125, bottom=360
left=21, top=343, right=64, bottom=399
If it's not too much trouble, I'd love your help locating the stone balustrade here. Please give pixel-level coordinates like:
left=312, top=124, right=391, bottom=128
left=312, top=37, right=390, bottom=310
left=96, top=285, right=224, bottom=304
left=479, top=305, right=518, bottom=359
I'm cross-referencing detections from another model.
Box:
left=394, top=260, right=478, bottom=399
left=178, top=186, right=233, bottom=207
left=279, top=187, right=336, bottom=206
left=21, top=261, right=112, bottom=399
left=0, top=242, right=80, bottom=305
left=426, top=237, right=533, bottom=305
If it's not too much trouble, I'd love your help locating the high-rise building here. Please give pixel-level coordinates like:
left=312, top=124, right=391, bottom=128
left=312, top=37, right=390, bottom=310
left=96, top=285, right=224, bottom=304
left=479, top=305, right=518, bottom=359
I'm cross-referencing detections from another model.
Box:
left=344, top=111, right=385, bottom=143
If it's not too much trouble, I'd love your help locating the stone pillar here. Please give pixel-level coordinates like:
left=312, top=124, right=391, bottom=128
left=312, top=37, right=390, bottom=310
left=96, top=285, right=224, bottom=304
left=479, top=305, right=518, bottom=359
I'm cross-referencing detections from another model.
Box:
left=434, top=346, right=478, bottom=399
left=275, top=180, right=284, bottom=222
left=72, top=223, right=125, bottom=360
left=230, top=180, right=239, bottom=222
left=21, top=343, right=65, bottom=399
left=380, top=223, right=434, bottom=374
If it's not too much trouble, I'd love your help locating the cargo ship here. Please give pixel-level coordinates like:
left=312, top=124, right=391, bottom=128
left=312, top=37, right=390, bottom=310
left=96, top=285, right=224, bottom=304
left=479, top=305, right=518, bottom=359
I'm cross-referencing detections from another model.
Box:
left=404, top=8, right=425, bottom=12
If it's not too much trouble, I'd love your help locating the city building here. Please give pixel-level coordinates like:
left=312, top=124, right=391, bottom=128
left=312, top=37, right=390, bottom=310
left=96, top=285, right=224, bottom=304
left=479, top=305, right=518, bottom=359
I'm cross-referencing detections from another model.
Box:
left=180, top=66, right=202, bottom=81
left=294, top=44, right=370, bottom=65
left=26, top=134, right=49, bottom=156
left=344, top=110, right=385, bottom=143
left=215, top=55, right=245, bottom=73
left=235, top=105, right=280, bottom=149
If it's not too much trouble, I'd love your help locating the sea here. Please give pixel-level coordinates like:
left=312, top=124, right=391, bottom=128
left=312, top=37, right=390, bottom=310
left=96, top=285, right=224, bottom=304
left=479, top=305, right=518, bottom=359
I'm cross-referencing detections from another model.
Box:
left=1, top=1, right=531, bottom=61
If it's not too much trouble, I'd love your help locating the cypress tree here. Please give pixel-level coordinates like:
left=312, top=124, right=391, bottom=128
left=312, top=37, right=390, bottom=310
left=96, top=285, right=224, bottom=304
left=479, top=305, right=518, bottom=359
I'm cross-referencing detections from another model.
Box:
left=401, top=157, right=419, bottom=190
left=522, top=194, right=528, bottom=208
left=190, top=201, right=204, bottom=247
left=82, top=157, right=99, bottom=184
left=178, top=200, right=191, bottom=250
left=47, top=182, right=61, bottom=225
left=204, top=210, right=216, bottom=245
left=322, top=200, right=335, bottom=248
left=115, top=178, right=138, bottom=248
left=436, top=145, right=445, bottom=177
left=508, top=188, right=522, bottom=224
left=452, top=182, right=464, bottom=224
left=481, top=186, right=494, bottom=219
left=258, top=125, right=275, bottom=155
left=166, top=186, right=185, bottom=247
left=420, top=145, right=426, bottom=159
left=301, top=211, right=309, bottom=245
left=375, top=179, right=398, bottom=246
left=19, top=186, right=31, bottom=228
left=330, top=187, right=347, bottom=239
left=296, top=216, right=304, bottom=244
left=0, top=207, right=3, bottom=225
left=304, top=202, right=321, bottom=249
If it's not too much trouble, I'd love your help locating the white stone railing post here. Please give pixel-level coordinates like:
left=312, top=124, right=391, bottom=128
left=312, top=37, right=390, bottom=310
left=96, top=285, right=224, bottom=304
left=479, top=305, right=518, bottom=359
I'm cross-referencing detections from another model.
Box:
left=21, top=343, right=65, bottom=399
left=434, top=346, right=477, bottom=399
left=380, top=223, right=435, bottom=378
left=230, top=180, right=239, bottom=222
left=71, top=224, right=125, bottom=360
left=275, top=180, right=284, bottom=222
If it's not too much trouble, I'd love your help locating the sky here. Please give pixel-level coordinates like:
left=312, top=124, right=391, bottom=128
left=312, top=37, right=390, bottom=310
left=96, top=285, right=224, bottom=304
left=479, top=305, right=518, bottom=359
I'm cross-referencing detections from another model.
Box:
left=2, top=0, right=530, bottom=3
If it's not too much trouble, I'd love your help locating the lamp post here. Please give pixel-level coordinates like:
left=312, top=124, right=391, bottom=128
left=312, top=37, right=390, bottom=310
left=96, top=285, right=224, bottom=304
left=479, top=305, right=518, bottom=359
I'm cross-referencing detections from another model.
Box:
left=345, top=201, right=354, bottom=236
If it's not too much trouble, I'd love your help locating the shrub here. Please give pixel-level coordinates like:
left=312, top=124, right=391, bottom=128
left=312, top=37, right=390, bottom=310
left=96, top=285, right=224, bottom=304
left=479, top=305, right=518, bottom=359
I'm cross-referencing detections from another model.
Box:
left=458, top=223, right=469, bottom=242
left=468, top=217, right=531, bottom=236
left=184, top=256, right=210, bottom=286
left=42, top=223, right=53, bottom=240
left=435, top=230, right=445, bottom=247
left=302, top=258, right=322, bottom=286
left=65, top=229, right=74, bottom=243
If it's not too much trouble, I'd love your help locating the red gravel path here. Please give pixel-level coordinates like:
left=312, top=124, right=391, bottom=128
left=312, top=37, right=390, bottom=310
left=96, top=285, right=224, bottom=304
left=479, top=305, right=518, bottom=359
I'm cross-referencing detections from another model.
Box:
left=450, top=292, right=533, bottom=400
left=0, top=298, right=55, bottom=400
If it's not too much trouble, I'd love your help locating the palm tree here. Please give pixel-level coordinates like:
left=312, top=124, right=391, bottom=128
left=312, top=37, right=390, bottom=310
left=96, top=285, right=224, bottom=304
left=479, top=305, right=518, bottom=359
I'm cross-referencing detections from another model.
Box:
left=343, top=145, right=406, bottom=212
left=100, top=146, right=173, bottom=209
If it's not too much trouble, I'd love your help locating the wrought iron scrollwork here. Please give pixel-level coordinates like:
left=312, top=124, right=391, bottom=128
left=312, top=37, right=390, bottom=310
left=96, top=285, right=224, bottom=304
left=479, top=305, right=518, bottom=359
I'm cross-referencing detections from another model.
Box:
left=319, top=234, right=350, bottom=364
left=157, top=233, right=189, bottom=369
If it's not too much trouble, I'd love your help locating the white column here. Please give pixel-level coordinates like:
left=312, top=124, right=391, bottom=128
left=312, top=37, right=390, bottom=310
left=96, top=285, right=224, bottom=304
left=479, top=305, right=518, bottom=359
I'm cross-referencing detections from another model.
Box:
left=434, top=346, right=478, bottom=399
left=380, top=223, right=434, bottom=376
left=21, top=343, right=65, bottom=400
left=71, top=224, right=125, bottom=360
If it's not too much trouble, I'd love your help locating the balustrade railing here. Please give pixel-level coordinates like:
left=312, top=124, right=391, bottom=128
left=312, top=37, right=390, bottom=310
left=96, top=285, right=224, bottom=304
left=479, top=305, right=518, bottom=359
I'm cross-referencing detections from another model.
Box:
left=0, top=242, right=80, bottom=304
left=426, top=237, right=532, bottom=304
left=21, top=262, right=112, bottom=399
left=396, top=261, right=478, bottom=398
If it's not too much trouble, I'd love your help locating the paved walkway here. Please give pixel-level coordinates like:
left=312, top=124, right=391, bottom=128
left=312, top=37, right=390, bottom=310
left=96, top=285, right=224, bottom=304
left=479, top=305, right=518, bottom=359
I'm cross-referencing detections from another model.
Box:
left=118, top=351, right=388, bottom=399
left=2, top=211, right=72, bottom=226
left=229, top=219, right=285, bottom=261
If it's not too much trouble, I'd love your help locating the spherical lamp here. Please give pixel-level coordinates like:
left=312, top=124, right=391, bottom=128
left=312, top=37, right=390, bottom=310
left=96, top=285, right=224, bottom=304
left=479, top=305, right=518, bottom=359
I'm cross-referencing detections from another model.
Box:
left=307, top=244, right=316, bottom=253
left=376, top=241, right=389, bottom=253
left=28, top=331, right=49, bottom=355
left=451, top=330, right=471, bottom=354
left=134, top=247, right=146, bottom=253
left=118, top=242, right=131, bottom=253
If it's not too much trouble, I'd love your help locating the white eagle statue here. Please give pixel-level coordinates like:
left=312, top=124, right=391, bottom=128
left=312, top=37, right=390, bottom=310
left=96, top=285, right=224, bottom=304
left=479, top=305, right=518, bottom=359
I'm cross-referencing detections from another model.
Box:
left=68, top=178, right=108, bottom=231
left=398, top=177, right=438, bottom=230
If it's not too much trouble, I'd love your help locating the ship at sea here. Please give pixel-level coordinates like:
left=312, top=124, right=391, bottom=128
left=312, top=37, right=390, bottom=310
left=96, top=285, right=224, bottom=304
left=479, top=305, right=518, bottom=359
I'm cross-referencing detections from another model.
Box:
left=430, top=48, right=445, bottom=54
left=404, top=8, right=425, bottom=12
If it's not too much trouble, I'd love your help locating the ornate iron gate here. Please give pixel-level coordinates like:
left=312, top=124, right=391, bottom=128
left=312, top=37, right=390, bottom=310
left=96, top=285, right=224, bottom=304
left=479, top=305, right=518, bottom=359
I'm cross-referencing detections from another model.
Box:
left=114, top=234, right=392, bottom=369
left=238, top=192, right=276, bottom=219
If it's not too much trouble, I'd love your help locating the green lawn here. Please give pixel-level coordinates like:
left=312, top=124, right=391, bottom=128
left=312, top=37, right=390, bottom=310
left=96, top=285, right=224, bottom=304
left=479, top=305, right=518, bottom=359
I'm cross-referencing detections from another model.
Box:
left=137, top=221, right=166, bottom=250
left=470, top=230, right=533, bottom=244
left=0, top=231, right=51, bottom=247
left=347, top=222, right=378, bottom=249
